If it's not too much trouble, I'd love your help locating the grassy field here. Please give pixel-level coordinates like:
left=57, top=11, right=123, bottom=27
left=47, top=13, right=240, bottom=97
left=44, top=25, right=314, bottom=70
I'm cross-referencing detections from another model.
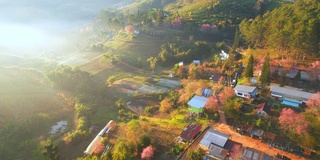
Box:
left=0, top=67, right=72, bottom=125
left=0, top=66, right=75, bottom=159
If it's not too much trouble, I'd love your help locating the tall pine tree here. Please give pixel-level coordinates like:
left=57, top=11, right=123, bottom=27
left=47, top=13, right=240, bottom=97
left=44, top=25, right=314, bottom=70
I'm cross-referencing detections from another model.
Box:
left=245, top=54, right=254, bottom=78
left=260, top=55, right=270, bottom=86
left=233, top=26, right=240, bottom=49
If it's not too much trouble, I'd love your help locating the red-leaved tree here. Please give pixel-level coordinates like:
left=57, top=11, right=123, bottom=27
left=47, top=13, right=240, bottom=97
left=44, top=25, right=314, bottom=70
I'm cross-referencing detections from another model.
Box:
left=141, top=146, right=154, bottom=160
left=278, top=108, right=309, bottom=135
left=125, top=25, right=135, bottom=34
left=306, top=92, right=320, bottom=116
left=218, top=87, right=235, bottom=105
left=205, top=95, right=219, bottom=112
left=92, top=141, right=105, bottom=154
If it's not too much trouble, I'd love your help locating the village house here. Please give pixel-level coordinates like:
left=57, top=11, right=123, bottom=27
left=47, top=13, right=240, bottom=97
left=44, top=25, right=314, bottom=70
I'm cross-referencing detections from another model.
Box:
left=199, top=129, right=242, bottom=159
left=84, top=120, right=116, bottom=155
left=256, top=103, right=271, bottom=118
left=270, top=85, right=314, bottom=107
left=187, top=95, right=209, bottom=117
left=233, top=85, right=258, bottom=99
left=178, top=123, right=202, bottom=143
left=250, top=128, right=265, bottom=139
left=199, top=129, right=230, bottom=159
left=242, top=147, right=274, bottom=160
left=193, top=60, right=200, bottom=65
left=264, top=132, right=276, bottom=143
left=219, top=50, right=229, bottom=61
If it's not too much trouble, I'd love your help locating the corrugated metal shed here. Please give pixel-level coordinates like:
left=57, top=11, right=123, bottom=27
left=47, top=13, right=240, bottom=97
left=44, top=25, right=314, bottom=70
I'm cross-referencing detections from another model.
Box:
left=200, top=129, right=229, bottom=148
left=233, top=85, right=257, bottom=93
left=270, top=85, right=314, bottom=100
left=187, top=95, right=208, bottom=109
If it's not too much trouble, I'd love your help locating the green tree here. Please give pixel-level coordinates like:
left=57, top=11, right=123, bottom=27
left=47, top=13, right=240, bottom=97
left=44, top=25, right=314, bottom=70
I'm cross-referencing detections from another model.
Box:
left=147, top=57, right=158, bottom=72
left=233, top=26, right=240, bottom=49
left=112, top=142, right=131, bottom=160
left=187, top=148, right=203, bottom=160
left=255, top=118, right=262, bottom=127
left=239, top=0, right=320, bottom=61
left=138, top=134, right=151, bottom=153
left=40, top=140, right=60, bottom=160
left=294, top=70, right=301, bottom=81
left=158, top=43, right=173, bottom=64
left=244, top=54, right=254, bottom=78
left=103, top=49, right=122, bottom=64
left=260, top=55, right=270, bottom=86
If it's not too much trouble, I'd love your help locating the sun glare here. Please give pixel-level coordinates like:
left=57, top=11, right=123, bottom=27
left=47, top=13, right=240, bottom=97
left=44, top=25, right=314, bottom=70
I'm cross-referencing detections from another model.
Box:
left=0, top=23, right=58, bottom=51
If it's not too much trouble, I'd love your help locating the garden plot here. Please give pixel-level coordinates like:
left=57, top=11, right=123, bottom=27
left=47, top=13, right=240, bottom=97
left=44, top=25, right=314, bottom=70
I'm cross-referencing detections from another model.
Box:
left=127, top=98, right=159, bottom=115
left=113, top=80, right=142, bottom=95
left=137, top=84, right=169, bottom=94
left=156, top=78, right=180, bottom=88
left=57, top=55, right=89, bottom=66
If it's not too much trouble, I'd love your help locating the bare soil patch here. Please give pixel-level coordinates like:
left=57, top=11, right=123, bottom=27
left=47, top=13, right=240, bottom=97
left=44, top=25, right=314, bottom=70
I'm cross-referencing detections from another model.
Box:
left=112, top=80, right=142, bottom=96
left=127, top=98, right=159, bottom=115
left=214, top=124, right=306, bottom=160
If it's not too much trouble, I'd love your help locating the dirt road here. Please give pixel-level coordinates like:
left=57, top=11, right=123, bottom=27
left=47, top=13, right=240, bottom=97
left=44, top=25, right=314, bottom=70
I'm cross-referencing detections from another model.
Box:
left=214, top=124, right=306, bottom=160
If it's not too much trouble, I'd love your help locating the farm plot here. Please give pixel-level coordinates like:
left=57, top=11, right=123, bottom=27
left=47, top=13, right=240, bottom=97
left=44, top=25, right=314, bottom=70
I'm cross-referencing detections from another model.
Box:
left=127, top=98, right=159, bottom=115
left=137, top=84, right=169, bottom=94
left=156, top=78, right=180, bottom=88
left=112, top=80, right=142, bottom=96
left=112, top=78, right=178, bottom=96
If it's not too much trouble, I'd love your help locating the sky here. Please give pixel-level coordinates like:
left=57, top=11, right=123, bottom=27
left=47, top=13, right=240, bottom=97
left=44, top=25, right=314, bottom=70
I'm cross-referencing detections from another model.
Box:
left=0, top=0, right=126, bottom=55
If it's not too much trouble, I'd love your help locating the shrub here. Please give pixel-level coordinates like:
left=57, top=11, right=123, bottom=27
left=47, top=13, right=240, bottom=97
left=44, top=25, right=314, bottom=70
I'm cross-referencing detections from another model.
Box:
left=144, top=105, right=159, bottom=116
left=63, top=130, right=88, bottom=145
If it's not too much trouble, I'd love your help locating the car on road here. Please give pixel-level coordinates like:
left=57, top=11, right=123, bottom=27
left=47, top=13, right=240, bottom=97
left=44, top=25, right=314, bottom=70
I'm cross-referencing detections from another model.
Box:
left=275, top=153, right=291, bottom=160
left=231, top=79, right=237, bottom=87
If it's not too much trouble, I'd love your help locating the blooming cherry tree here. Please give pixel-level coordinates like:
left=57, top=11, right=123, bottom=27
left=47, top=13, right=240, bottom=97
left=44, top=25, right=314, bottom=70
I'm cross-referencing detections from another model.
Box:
left=218, top=87, right=235, bottom=105
left=306, top=92, right=320, bottom=115
left=141, top=146, right=154, bottom=160
left=200, top=24, right=211, bottom=33
left=171, top=17, right=183, bottom=29
left=205, top=95, right=219, bottom=112
left=278, top=108, right=309, bottom=134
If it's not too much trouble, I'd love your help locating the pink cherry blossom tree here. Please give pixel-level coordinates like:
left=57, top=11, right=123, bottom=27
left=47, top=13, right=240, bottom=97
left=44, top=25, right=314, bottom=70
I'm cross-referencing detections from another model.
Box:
left=308, top=61, right=320, bottom=80
left=306, top=92, right=320, bottom=116
left=200, top=24, right=211, bottom=33
left=218, top=87, right=235, bottom=105
left=171, top=17, right=183, bottom=29
left=278, top=108, right=309, bottom=135
left=141, top=146, right=154, bottom=160
left=205, top=95, right=219, bottom=112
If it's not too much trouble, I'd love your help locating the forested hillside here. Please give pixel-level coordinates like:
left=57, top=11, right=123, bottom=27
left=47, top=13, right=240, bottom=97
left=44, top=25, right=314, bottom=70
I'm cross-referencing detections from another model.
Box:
left=239, top=0, right=320, bottom=65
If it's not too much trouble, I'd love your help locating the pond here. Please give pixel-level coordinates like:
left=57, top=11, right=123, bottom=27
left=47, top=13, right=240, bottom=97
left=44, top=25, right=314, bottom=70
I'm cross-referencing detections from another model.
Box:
left=50, top=120, right=68, bottom=134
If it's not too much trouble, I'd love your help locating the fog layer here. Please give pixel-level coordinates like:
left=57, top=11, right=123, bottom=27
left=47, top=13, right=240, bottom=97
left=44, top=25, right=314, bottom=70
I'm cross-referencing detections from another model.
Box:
left=0, top=0, right=127, bottom=55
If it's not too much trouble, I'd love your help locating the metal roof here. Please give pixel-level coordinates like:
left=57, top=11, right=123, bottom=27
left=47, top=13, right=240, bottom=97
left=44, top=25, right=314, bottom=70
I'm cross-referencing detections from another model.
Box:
left=187, top=95, right=209, bottom=109
left=179, top=123, right=202, bottom=142
left=233, top=85, right=257, bottom=93
left=200, top=129, right=229, bottom=148
left=270, top=85, right=314, bottom=100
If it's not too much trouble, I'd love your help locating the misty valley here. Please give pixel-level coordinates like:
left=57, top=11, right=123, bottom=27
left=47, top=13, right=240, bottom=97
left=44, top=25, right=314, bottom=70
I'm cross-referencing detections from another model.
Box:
left=0, top=0, right=319, bottom=160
